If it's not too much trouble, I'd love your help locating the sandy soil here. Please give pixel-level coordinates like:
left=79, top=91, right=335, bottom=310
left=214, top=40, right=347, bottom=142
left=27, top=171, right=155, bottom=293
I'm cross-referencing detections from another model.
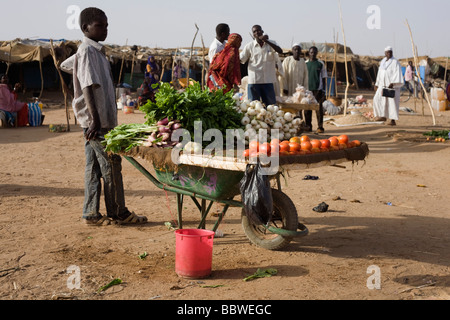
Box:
left=1, top=90, right=449, bottom=301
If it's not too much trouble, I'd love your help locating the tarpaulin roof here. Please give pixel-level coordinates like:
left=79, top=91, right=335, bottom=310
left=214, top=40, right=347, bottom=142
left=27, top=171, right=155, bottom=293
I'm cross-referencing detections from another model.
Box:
left=0, top=39, right=79, bottom=63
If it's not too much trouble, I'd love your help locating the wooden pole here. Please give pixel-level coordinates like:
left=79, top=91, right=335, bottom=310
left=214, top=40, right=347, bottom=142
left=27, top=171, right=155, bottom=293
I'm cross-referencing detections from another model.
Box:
left=338, top=0, right=350, bottom=116
left=118, top=39, right=128, bottom=84
left=171, top=48, right=179, bottom=84
left=329, top=32, right=338, bottom=99
left=49, top=40, right=71, bottom=130
left=200, top=33, right=206, bottom=90
left=444, top=56, right=448, bottom=84
left=188, top=24, right=200, bottom=85
left=6, top=41, right=12, bottom=75
left=38, top=56, right=44, bottom=100
left=405, top=19, right=436, bottom=126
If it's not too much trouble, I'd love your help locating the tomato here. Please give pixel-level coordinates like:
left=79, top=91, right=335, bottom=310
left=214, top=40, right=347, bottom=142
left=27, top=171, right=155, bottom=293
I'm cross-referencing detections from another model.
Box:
left=338, top=135, right=349, bottom=145
left=270, top=139, right=280, bottom=146
left=320, top=147, right=330, bottom=153
left=249, top=140, right=259, bottom=152
left=338, top=143, right=347, bottom=150
left=311, top=147, right=321, bottom=154
left=320, top=139, right=331, bottom=149
left=311, top=139, right=322, bottom=149
left=330, top=146, right=340, bottom=151
left=243, top=149, right=250, bottom=158
left=300, top=135, right=310, bottom=143
left=279, top=143, right=290, bottom=153
left=352, top=140, right=361, bottom=147
left=329, top=136, right=339, bottom=147
left=289, top=142, right=301, bottom=152
left=289, top=137, right=301, bottom=144
left=259, top=142, right=271, bottom=155
left=301, top=141, right=312, bottom=151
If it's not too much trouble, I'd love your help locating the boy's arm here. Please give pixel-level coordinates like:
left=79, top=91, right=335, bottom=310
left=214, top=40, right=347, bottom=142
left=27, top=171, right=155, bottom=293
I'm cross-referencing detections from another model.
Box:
left=83, top=85, right=101, bottom=141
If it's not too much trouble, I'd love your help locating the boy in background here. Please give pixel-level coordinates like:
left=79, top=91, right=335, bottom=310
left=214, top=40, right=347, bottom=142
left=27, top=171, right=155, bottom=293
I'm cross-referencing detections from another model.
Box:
left=62, top=7, right=147, bottom=226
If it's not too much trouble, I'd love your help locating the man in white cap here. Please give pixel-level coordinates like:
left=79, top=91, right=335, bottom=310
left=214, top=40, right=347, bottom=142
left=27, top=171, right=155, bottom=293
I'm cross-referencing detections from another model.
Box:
left=373, top=46, right=404, bottom=126
left=283, top=44, right=308, bottom=97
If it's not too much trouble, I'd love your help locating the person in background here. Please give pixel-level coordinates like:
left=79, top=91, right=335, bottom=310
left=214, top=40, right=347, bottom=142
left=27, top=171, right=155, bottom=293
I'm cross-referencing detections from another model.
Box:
left=208, top=24, right=230, bottom=64
left=373, top=46, right=404, bottom=126
left=240, top=25, right=283, bottom=106
left=305, top=46, right=327, bottom=133
left=404, top=61, right=417, bottom=97
left=0, top=74, right=28, bottom=128
left=207, top=33, right=242, bottom=93
left=145, top=56, right=160, bottom=87
left=61, top=7, right=147, bottom=226
left=282, top=44, right=308, bottom=118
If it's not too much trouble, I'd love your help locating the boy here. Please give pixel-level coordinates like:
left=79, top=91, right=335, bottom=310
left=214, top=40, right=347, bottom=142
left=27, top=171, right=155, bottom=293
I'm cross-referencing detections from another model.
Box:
left=61, top=7, right=147, bottom=226
left=305, top=46, right=327, bottom=133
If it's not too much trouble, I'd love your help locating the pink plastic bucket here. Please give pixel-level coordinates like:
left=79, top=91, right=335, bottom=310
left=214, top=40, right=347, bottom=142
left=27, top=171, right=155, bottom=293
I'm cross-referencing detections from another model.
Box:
left=175, top=229, right=215, bottom=279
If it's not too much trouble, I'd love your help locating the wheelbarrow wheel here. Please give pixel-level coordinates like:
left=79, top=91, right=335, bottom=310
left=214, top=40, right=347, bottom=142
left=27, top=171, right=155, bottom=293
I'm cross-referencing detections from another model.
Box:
left=241, top=188, right=299, bottom=251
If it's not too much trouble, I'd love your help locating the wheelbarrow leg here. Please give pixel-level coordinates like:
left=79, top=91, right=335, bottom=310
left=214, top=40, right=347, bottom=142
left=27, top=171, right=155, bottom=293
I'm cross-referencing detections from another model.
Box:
left=197, top=199, right=214, bottom=230
left=177, top=193, right=183, bottom=230
left=212, top=204, right=230, bottom=232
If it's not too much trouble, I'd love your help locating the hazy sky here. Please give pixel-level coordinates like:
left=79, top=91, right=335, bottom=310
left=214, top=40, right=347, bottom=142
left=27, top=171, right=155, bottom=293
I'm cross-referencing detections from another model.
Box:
left=1, top=0, right=448, bottom=58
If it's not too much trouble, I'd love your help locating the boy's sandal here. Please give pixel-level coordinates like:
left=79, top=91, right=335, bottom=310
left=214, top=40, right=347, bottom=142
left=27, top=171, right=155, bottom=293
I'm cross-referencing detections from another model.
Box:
left=117, top=212, right=148, bottom=225
left=84, top=215, right=115, bottom=227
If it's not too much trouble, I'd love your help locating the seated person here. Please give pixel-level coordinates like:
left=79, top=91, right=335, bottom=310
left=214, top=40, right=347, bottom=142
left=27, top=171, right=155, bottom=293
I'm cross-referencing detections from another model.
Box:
left=0, top=74, right=28, bottom=127
left=138, top=77, right=156, bottom=106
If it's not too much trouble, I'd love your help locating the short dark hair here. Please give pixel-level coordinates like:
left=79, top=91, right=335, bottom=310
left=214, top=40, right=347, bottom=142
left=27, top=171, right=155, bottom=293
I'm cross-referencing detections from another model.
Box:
left=309, top=46, right=318, bottom=52
left=79, top=7, right=106, bottom=28
left=216, top=23, right=230, bottom=36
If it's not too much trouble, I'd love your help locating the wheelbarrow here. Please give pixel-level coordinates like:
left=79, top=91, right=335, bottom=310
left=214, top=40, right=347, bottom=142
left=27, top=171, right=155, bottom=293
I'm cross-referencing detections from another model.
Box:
left=122, top=142, right=369, bottom=251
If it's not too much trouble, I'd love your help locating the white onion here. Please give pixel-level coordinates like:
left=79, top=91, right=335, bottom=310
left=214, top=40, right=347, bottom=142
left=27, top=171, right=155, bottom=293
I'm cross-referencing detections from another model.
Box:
left=284, top=112, right=293, bottom=122
left=273, top=122, right=283, bottom=130
left=241, top=116, right=250, bottom=126
left=247, top=108, right=257, bottom=116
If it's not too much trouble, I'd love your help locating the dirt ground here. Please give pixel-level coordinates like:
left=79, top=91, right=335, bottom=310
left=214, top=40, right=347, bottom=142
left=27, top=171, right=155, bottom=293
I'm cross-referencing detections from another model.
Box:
left=1, top=89, right=449, bottom=301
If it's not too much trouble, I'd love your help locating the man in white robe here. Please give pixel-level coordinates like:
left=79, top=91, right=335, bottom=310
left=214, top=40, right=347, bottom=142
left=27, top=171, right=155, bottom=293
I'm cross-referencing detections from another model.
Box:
left=373, top=46, right=404, bottom=125
left=282, top=44, right=309, bottom=97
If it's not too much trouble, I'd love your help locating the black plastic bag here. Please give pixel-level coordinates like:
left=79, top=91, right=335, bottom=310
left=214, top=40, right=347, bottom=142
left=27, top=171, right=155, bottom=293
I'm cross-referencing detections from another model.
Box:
left=240, top=162, right=273, bottom=225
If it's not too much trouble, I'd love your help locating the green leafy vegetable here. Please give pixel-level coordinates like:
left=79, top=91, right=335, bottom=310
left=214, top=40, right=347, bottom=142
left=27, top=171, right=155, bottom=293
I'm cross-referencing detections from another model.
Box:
left=243, top=268, right=278, bottom=282
left=138, top=252, right=148, bottom=260
left=97, top=278, right=122, bottom=293
left=423, top=130, right=449, bottom=140
left=140, top=82, right=243, bottom=144
left=103, top=123, right=159, bottom=153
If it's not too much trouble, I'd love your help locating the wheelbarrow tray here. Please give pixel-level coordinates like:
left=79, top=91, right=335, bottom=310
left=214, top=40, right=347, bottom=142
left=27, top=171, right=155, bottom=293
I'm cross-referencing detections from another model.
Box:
left=154, top=165, right=244, bottom=201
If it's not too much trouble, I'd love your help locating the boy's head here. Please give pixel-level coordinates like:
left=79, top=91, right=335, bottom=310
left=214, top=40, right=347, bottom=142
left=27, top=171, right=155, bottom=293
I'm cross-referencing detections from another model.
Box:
left=79, top=7, right=108, bottom=42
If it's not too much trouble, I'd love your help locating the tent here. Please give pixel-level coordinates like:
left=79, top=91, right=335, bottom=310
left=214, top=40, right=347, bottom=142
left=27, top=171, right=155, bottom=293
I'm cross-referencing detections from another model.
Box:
left=0, top=39, right=78, bottom=96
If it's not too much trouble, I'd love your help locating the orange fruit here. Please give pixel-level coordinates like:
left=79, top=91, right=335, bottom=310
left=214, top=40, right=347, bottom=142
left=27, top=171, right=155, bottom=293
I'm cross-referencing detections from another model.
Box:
left=279, top=143, right=290, bottom=153
left=259, top=142, right=271, bottom=155
left=301, top=141, right=312, bottom=151
left=249, top=140, right=259, bottom=152
left=289, top=142, right=301, bottom=152
left=338, top=135, right=349, bottom=145
left=330, top=146, right=340, bottom=151
left=300, top=135, right=310, bottom=143
left=329, top=136, right=339, bottom=147
left=289, top=137, right=301, bottom=144
left=320, top=139, right=331, bottom=149
left=311, top=139, right=322, bottom=149
left=352, top=140, right=361, bottom=147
